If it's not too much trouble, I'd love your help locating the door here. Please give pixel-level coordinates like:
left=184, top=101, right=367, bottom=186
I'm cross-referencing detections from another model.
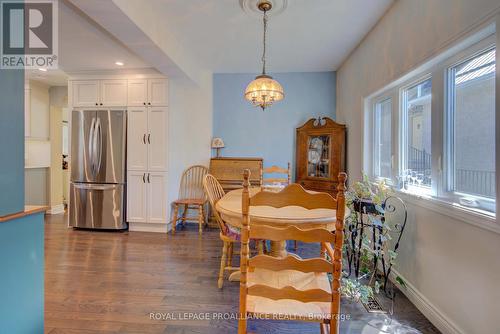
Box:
left=70, top=110, right=97, bottom=182
left=93, top=110, right=127, bottom=183
left=127, top=171, right=148, bottom=223
left=127, top=79, right=148, bottom=106
left=147, top=172, right=167, bottom=223
left=72, top=81, right=100, bottom=107
left=69, top=183, right=126, bottom=229
left=147, top=107, right=167, bottom=171
left=101, top=80, right=127, bottom=107
left=148, top=79, right=168, bottom=106
left=127, top=107, right=148, bottom=170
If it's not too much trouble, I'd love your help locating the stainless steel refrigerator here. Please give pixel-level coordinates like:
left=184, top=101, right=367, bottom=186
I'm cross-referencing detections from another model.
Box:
left=69, top=109, right=127, bottom=229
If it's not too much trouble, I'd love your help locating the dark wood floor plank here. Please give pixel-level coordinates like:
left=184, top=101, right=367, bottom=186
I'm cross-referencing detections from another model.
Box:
left=45, top=214, right=439, bottom=334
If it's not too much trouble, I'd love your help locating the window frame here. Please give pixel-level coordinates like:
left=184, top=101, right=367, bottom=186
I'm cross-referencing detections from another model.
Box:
left=365, top=31, right=497, bottom=217
left=372, top=96, right=393, bottom=180
left=441, top=38, right=496, bottom=212
left=399, top=74, right=433, bottom=195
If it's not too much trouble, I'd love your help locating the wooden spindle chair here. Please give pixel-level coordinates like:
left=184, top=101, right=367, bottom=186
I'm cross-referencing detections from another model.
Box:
left=238, top=170, right=347, bottom=334
left=171, top=165, right=208, bottom=235
left=203, top=174, right=240, bottom=288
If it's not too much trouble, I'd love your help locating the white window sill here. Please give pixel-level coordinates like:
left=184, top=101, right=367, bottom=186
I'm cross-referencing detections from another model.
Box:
left=394, top=189, right=500, bottom=235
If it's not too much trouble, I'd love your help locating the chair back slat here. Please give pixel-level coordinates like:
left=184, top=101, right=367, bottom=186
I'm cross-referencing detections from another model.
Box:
left=262, top=177, right=289, bottom=184
left=263, top=165, right=289, bottom=174
left=262, top=163, right=291, bottom=185
left=249, top=225, right=335, bottom=243
left=203, top=174, right=226, bottom=233
left=249, top=183, right=337, bottom=209
left=179, top=165, right=208, bottom=200
left=249, top=254, right=333, bottom=273
left=247, top=284, right=332, bottom=303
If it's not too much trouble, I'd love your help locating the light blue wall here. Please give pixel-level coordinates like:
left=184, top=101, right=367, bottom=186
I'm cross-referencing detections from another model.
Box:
left=0, top=69, right=44, bottom=333
left=0, top=69, right=25, bottom=215
left=213, top=72, right=336, bottom=177
left=0, top=212, right=45, bottom=333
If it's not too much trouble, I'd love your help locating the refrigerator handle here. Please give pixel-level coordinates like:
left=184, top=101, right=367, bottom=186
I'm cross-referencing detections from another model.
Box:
left=96, top=118, right=103, bottom=175
left=92, top=118, right=99, bottom=177
left=88, top=117, right=96, bottom=175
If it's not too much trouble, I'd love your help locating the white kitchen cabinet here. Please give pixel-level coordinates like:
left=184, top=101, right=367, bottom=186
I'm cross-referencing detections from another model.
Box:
left=100, top=80, right=127, bottom=106
left=127, top=171, right=167, bottom=224
left=71, top=80, right=100, bottom=107
left=148, top=79, right=168, bottom=106
left=147, top=107, right=168, bottom=171
left=127, top=79, right=148, bottom=107
left=127, top=107, right=148, bottom=170
left=127, top=171, right=148, bottom=223
left=127, top=78, right=167, bottom=107
left=70, top=79, right=127, bottom=107
left=127, top=107, right=167, bottom=172
left=147, top=172, right=167, bottom=223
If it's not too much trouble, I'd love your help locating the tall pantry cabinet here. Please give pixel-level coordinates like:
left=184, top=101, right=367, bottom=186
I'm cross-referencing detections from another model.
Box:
left=126, top=79, right=168, bottom=232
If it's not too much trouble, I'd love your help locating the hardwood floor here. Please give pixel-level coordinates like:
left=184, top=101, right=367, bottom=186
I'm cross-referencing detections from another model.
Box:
left=45, top=214, right=439, bottom=334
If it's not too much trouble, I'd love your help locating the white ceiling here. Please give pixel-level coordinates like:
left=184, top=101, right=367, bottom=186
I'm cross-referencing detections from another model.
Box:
left=34, top=0, right=394, bottom=85
left=151, top=0, right=394, bottom=73
left=59, top=1, right=151, bottom=73
left=31, top=0, right=155, bottom=86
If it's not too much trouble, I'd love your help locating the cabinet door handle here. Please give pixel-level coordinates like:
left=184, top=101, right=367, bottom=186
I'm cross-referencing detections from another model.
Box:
left=143, top=134, right=146, bottom=144
left=143, top=102, right=146, bottom=106
left=143, top=173, right=146, bottom=183
left=100, top=103, right=103, bottom=106
left=148, top=102, right=151, bottom=105
left=147, top=173, right=150, bottom=183
left=147, top=134, right=151, bottom=144
left=95, top=103, right=98, bottom=106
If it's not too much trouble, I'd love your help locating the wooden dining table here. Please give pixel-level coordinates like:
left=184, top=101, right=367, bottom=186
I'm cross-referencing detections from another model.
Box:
left=216, top=187, right=350, bottom=258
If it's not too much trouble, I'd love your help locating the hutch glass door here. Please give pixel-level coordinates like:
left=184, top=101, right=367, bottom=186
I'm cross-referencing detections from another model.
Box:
left=307, top=135, right=331, bottom=178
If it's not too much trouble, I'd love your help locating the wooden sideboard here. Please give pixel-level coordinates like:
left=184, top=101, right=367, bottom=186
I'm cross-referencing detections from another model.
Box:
left=209, top=157, right=263, bottom=193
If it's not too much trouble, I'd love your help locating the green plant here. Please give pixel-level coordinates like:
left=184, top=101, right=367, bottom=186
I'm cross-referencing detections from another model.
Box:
left=341, top=173, right=406, bottom=303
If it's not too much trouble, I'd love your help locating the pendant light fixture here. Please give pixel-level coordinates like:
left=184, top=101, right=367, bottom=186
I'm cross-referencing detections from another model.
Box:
left=244, top=0, right=284, bottom=110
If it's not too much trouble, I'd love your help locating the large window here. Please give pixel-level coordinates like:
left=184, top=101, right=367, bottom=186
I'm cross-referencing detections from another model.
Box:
left=446, top=48, right=496, bottom=210
left=373, top=98, right=392, bottom=179
left=366, top=33, right=497, bottom=215
left=402, top=78, right=432, bottom=188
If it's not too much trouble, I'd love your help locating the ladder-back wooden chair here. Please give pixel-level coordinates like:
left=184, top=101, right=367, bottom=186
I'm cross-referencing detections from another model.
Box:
left=262, top=163, right=297, bottom=250
left=238, top=170, right=347, bottom=334
left=261, top=163, right=291, bottom=186
left=203, top=174, right=239, bottom=288
left=171, top=165, right=208, bottom=235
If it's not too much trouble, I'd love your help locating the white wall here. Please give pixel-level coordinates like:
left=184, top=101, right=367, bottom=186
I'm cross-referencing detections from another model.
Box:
left=48, top=86, right=68, bottom=214
left=337, top=1, right=500, bottom=333
left=167, top=71, right=213, bottom=228
left=27, top=81, right=50, bottom=139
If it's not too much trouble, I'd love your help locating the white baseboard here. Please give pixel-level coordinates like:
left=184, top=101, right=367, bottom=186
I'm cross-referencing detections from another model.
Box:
left=391, top=269, right=465, bottom=334
left=128, top=222, right=168, bottom=233
left=47, top=204, right=65, bottom=215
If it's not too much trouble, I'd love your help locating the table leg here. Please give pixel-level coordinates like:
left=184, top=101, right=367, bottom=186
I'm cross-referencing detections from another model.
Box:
left=269, top=240, right=287, bottom=258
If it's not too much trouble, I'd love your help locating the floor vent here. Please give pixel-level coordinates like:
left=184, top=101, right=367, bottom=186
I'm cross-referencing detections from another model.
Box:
left=362, top=296, right=387, bottom=313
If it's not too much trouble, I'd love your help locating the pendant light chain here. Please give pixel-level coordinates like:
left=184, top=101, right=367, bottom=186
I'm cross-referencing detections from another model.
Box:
left=261, top=10, right=268, bottom=75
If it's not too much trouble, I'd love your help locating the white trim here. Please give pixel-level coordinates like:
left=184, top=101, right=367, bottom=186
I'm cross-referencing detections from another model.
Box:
left=396, top=190, right=500, bottom=235
left=128, top=222, right=168, bottom=233
left=47, top=204, right=65, bottom=215
left=390, top=269, right=465, bottom=334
